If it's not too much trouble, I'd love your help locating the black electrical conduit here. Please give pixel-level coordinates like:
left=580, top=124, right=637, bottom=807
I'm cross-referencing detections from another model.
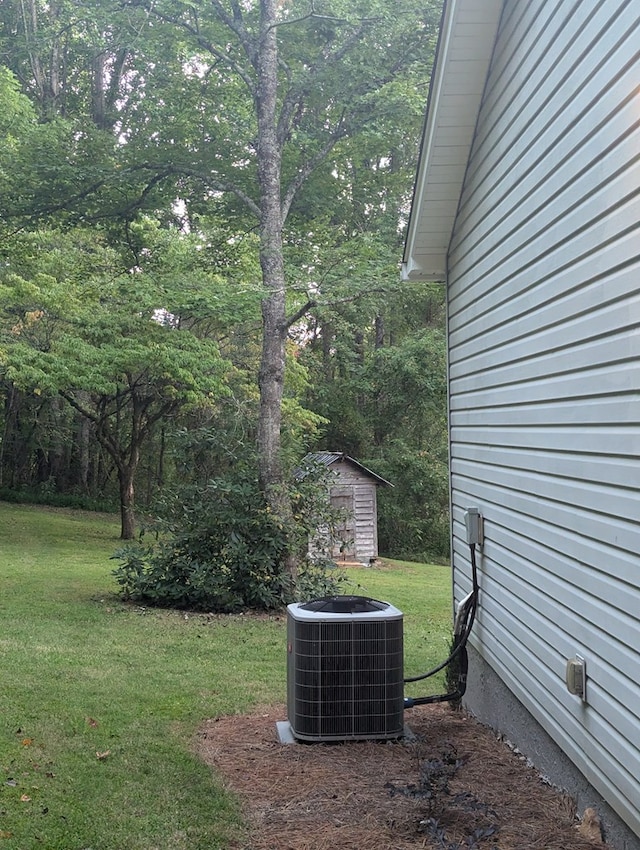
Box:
left=403, top=543, right=479, bottom=708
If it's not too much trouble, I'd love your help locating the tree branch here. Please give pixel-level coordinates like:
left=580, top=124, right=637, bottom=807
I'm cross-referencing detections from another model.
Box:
left=267, top=1, right=381, bottom=31
left=133, top=162, right=262, bottom=219
left=151, top=7, right=257, bottom=96
left=281, top=114, right=347, bottom=222
left=284, top=286, right=389, bottom=330
left=275, top=18, right=373, bottom=147
left=117, top=169, right=173, bottom=219
left=59, top=389, right=124, bottom=468
left=284, top=287, right=389, bottom=331
left=284, top=299, right=317, bottom=330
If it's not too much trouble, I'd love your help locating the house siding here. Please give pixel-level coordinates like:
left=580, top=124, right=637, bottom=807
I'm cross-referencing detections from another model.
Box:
left=447, top=0, right=640, bottom=838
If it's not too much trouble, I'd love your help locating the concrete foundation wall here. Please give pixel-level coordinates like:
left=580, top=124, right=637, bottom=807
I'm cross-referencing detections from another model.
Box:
left=464, top=646, right=640, bottom=850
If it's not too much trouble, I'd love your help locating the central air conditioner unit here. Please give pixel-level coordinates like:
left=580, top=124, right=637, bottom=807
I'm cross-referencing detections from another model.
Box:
left=286, top=595, right=404, bottom=742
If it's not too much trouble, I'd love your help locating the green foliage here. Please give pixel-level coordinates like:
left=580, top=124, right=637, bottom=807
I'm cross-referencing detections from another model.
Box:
left=0, top=485, right=115, bottom=513
left=375, top=442, right=450, bottom=562
left=363, top=326, right=450, bottom=560
left=301, top=290, right=450, bottom=560
left=0, top=225, right=239, bottom=536
left=112, top=463, right=346, bottom=612
left=112, top=477, right=291, bottom=612
left=0, top=65, right=35, bottom=152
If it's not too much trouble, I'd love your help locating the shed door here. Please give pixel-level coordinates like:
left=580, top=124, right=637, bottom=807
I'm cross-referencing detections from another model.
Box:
left=330, top=491, right=355, bottom=560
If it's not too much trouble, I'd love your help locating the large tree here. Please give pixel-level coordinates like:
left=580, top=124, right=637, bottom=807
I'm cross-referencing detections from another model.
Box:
left=125, top=0, right=440, bottom=575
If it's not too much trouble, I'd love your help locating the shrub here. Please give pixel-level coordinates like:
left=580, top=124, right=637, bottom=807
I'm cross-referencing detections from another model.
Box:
left=112, top=467, right=345, bottom=613
left=0, top=485, right=116, bottom=513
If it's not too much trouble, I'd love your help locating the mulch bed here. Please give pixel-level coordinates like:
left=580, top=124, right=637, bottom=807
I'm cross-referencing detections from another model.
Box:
left=195, top=703, right=608, bottom=850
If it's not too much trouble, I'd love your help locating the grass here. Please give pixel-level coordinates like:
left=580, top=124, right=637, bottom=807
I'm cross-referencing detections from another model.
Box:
left=0, top=502, right=452, bottom=849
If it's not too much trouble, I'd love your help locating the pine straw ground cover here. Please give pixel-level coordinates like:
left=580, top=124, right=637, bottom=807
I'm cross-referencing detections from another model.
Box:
left=195, top=704, right=609, bottom=850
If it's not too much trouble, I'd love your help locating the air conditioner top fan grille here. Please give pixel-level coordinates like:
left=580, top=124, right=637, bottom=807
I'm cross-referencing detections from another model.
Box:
left=299, top=595, right=388, bottom=614
left=290, top=596, right=402, bottom=624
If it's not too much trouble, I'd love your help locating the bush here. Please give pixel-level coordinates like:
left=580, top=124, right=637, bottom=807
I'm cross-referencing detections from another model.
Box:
left=0, top=485, right=116, bottom=513
left=112, top=468, right=345, bottom=613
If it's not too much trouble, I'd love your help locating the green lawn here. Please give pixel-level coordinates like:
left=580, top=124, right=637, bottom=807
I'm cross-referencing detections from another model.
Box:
left=0, top=502, right=452, bottom=849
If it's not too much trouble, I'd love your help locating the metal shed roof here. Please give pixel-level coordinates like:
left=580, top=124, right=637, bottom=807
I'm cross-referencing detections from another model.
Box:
left=297, top=452, right=393, bottom=487
left=401, top=0, right=503, bottom=282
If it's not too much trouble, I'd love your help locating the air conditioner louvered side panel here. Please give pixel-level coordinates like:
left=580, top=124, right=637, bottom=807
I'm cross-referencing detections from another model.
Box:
left=287, top=613, right=404, bottom=741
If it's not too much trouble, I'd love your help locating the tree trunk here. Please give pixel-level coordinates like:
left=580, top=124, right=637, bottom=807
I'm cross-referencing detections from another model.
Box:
left=256, top=0, right=284, bottom=492
left=91, top=52, right=107, bottom=129
left=321, top=322, right=334, bottom=381
left=59, top=388, right=143, bottom=539
left=77, top=397, right=91, bottom=494
left=118, top=464, right=136, bottom=540
left=21, top=0, right=63, bottom=119
left=91, top=47, right=129, bottom=131
left=375, top=314, right=385, bottom=349
left=255, top=0, right=297, bottom=580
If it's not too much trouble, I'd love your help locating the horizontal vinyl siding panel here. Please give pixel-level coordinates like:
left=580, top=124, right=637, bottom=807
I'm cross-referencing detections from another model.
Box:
left=455, top=1, right=637, bottom=242
left=448, top=228, right=640, bottom=364
left=452, top=460, right=639, bottom=543
left=449, top=0, right=639, bottom=284
left=451, top=425, right=640, bottom=466
left=473, top=618, right=640, bottom=835
left=448, top=187, right=640, bottom=354
left=452, top=447, right=640, bottom=498
left=475, top=577, right=638, bottom=760
left=453, top=529, right=639, bottom=658
left=446, top=0, right=640, bottom=836
left=450, top=396, right=640, bottom=428
left=452, top=463, right=640, bottom=556
left=452, top=515, right=638, bottom=608
left=449, top=245, right=640, bottom=374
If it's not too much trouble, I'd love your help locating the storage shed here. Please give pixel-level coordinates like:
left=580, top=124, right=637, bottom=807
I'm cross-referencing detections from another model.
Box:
left=402, top=1, right=640, bottom=848
left=300, top=452, right=392, bottom=564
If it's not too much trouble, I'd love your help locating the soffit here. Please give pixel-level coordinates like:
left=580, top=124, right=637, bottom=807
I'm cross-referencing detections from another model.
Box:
left=401, top=0, right=504, bottom=282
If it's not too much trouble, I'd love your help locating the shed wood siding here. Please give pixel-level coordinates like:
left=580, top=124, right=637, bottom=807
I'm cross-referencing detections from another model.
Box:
left=300, top=454, right=388, bottom=563
left=448, top=0, right=640, bottom=838
left=329, top=464, right=379, bottom=561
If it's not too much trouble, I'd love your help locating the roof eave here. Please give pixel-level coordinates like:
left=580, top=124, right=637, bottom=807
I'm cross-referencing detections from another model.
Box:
left=401, top=0, right=503, bottom=283
left=298, top=452, right=393, bottom=487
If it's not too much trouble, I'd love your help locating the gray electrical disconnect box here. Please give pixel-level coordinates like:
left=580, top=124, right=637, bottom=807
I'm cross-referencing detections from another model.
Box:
left=566, top=655, right=586, bottom=700
left=464, top=507, right=483, bottom=546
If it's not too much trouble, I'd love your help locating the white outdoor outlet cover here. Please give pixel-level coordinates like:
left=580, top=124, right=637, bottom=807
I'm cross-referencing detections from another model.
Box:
left=566, top=654, right=586, bottom=700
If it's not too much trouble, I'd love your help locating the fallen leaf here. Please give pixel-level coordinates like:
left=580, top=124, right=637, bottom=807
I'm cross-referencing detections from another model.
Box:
left=96, top=750, right=111, bottom=760
left=21, top=738, right=33, bottom=747
left=86, top=717, right=99, bottom=728
left=20, top=794, right=31, bottom=802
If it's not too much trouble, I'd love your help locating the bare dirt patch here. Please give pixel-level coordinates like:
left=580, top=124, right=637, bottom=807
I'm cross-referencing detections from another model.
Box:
left=196, top=703, right=609, bottom=850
